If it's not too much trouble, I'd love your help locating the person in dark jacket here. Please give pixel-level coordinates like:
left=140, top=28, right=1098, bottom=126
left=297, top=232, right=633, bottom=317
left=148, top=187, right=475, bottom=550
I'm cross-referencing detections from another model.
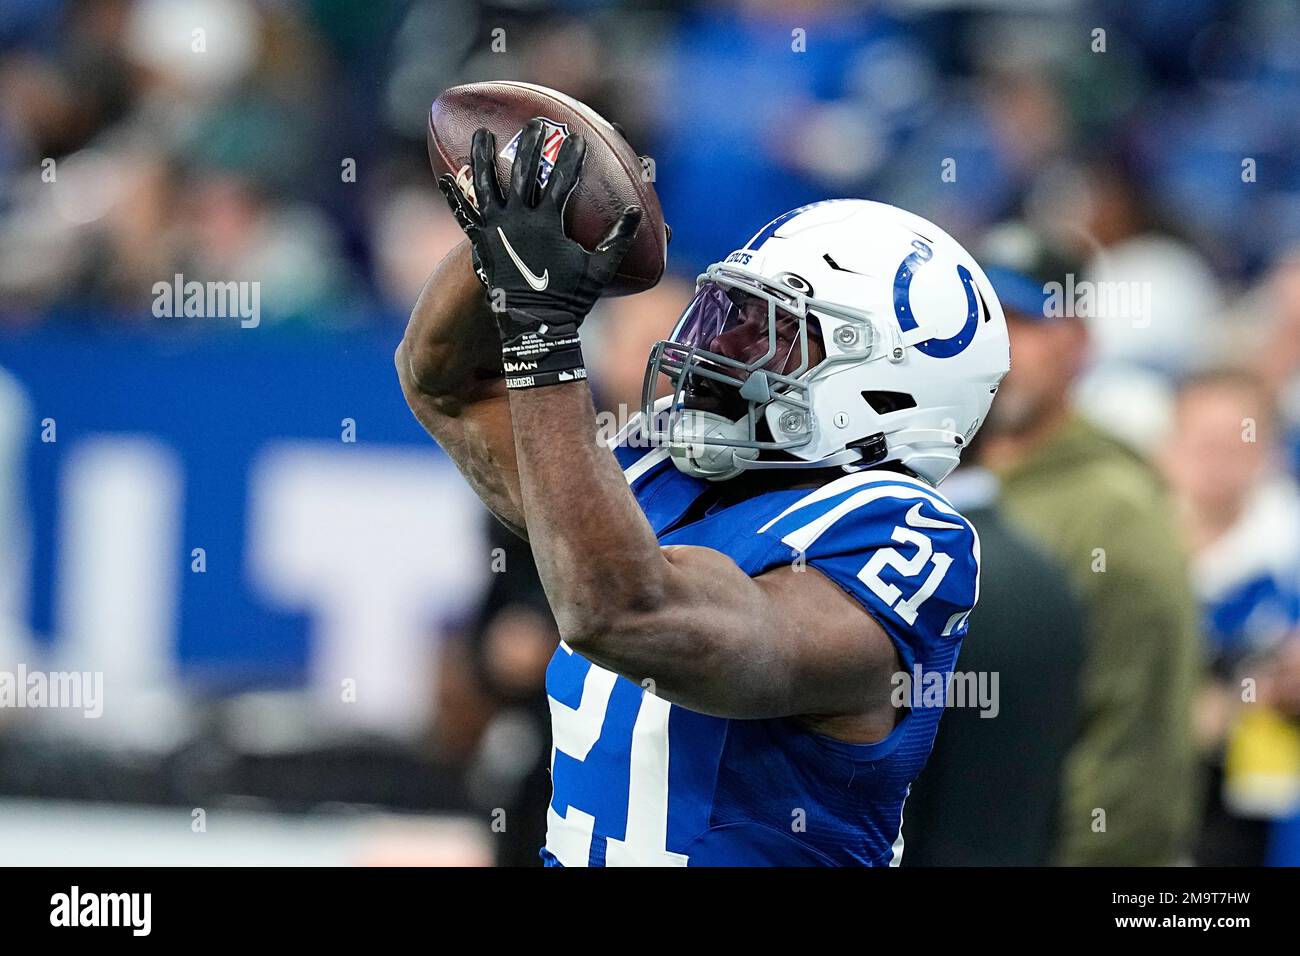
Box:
left=903, top=465, right=1088, bottom=866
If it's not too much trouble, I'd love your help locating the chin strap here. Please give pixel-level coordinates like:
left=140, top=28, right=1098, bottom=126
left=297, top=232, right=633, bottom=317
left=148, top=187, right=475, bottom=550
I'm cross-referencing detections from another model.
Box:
left=880, top=426, right=964, bottom=484
left=888, top=426, right=964, bottom=450
left=736, top=448, right=866, bottom=472
left=736, top=426, right=960, bottom=478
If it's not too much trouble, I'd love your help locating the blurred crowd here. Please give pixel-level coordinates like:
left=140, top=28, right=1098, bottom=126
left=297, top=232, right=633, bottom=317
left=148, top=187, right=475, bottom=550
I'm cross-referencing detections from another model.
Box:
left=2, top=0, right=1299, bottom=324
left=3, top=0, right=1300, bottom=864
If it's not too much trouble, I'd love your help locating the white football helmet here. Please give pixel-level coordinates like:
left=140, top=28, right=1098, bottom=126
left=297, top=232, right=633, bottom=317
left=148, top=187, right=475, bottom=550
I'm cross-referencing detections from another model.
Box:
left=642, top=199, right=1010, bottom=485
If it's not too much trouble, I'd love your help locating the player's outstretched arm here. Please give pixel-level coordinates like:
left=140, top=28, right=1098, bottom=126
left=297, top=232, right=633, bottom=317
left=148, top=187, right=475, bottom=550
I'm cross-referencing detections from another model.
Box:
left=443, top=117, right=901, bottom=720
left=508, top=384, right=899, bottom=720
left=395, top=240, right=528, bottom=538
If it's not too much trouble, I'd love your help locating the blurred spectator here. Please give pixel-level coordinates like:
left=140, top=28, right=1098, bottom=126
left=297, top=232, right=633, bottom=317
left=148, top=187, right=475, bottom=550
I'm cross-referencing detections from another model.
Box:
left=460, top=518, right=557, bottom=866
left=1161, top=368, right=1300, bottom=865
left=1025, top=157, right=1223, bottom=449
left=904, top=460, right=1087, bottom=866
left=3, top=0, right=1300, bottom=323
left=978, top=222, right=1202, bottom=865
left=178, top=170, right=359, bottom=326
left=1249, top=248, right=1300, bottom=476
left=371, top=186, right=465, bottom=311
left=587, top=276, right=694, bottom=417
left=652, top=0, right=930, bottom=268
left=1074, top=158, right=1224, bottom=377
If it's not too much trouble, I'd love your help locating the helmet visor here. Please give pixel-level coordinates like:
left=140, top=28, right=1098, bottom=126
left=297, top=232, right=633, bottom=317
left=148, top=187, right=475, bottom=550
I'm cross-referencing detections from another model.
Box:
left=669, top=282, right=824, bottom=375
left=657, top=281, right=824, bottom=421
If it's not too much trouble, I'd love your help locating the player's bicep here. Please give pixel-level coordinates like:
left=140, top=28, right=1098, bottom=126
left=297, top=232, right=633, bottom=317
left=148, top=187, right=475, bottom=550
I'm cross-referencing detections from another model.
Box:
left=766, top=494, right=981, bottom=672
left=578, top=544, right=898, bottom=718
left=751, top=562, right=903, bottom=715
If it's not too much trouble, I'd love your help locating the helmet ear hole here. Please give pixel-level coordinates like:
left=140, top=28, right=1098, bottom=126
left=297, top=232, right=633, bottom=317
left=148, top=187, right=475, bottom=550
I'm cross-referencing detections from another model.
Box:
left=861, top=391, right=918, bottom=414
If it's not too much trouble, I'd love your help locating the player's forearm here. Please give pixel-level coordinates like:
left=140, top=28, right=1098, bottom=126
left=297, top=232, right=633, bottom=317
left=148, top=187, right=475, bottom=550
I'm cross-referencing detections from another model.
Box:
left=507, top=383, right=672, bottom=643
left=507, top=386, right=795, bottom=712
left=396, top=240, right=528, bottom=537
left=396, top=240, right=501, bottom=400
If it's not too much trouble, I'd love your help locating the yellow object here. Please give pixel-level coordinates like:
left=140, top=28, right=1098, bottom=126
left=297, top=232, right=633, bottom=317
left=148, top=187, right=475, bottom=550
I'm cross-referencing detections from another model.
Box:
left=1224, top=706, right=1300, bottom=817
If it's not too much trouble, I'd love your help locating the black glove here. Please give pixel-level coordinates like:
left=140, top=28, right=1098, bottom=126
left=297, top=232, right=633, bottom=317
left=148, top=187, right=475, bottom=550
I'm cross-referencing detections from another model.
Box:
left=460, top=119, right=641, bottom=389
left=436, top=173, right=489, bottom=288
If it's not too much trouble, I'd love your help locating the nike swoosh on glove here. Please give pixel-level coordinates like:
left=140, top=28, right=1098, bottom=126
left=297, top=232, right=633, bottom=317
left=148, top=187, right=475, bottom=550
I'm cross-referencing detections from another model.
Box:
left=461, top=119, right=641, bottom=388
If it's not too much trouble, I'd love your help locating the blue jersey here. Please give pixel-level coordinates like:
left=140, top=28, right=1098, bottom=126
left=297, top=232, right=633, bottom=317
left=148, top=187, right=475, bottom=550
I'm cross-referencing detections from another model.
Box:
left=541, top=433, right=981, bottom=867
left=1193, top=480, right=1300, bottom=671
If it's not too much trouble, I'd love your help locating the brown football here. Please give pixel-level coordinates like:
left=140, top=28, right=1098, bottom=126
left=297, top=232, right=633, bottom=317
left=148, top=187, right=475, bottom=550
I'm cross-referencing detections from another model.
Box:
left=428, top=81, right=667, bottom=296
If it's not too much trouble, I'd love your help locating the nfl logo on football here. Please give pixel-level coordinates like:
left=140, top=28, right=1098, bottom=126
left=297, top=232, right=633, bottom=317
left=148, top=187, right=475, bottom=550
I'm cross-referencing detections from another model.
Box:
left=500, top=118, right=570, bottom=188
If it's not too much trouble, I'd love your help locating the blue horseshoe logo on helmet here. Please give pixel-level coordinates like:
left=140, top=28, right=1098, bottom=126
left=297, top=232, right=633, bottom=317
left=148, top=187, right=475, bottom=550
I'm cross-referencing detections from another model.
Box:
left=892, top=240, right=980, bottom=358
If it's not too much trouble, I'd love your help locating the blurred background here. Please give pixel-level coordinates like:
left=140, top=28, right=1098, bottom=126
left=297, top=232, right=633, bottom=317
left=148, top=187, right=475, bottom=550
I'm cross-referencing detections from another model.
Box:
left=2, top=0, right=1300, bottom=865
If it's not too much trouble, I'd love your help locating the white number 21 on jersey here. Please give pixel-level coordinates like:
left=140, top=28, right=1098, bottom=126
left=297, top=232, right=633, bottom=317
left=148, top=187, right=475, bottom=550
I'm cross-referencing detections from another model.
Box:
left=857, top=503, right=960, bottom=625
left=546, top=646, right=689, bottom=867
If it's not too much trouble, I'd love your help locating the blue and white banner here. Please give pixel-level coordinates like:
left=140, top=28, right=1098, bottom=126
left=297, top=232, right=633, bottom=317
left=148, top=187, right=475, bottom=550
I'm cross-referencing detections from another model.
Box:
left=0, top=325, right=490, bottom=744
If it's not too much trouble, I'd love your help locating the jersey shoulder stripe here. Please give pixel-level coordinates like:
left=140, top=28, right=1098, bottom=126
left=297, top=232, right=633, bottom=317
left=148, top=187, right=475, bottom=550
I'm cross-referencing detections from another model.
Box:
left=754, top=469, right=982, bottom=659
left=758, top=471, right=979, bottom=598
left=759, top=481, right=967, bottom=548
left=758, top=468, right=963, bottom=535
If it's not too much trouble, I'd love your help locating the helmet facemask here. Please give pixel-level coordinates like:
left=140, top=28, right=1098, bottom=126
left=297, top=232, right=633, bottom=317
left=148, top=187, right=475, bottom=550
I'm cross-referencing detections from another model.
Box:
left=643, top=263, right=871, bottom=480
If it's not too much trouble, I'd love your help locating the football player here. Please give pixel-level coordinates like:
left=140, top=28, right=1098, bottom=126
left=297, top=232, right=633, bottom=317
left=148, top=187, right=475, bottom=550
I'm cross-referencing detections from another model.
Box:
left=397, top=119, right=1010, bottom=865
